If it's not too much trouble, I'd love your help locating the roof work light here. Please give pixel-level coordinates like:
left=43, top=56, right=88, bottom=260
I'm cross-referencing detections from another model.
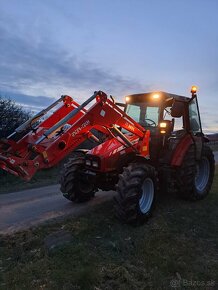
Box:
left=152, top=93, right=160, bottom=99
left=125, top=96, right=131, bottom=103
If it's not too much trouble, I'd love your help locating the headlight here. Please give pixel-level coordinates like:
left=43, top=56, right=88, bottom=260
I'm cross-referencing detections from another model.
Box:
left=85, top=159, right=99, bottom=168
left=85, top=160, right=91, bottom=166
left=92, top=161, right=99, bottom=168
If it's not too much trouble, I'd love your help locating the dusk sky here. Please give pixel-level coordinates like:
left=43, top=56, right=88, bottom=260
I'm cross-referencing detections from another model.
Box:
left=0, top=0, right=218, bottom=132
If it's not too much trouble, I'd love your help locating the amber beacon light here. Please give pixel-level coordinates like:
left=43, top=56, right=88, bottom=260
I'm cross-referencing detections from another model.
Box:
left=191, top=85, right=198, bottom=94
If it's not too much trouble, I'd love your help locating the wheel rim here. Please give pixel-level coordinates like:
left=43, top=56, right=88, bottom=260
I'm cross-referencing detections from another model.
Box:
left=195, top=157, right=210, bottom=193
left=139, top=178, right=154, bottom=214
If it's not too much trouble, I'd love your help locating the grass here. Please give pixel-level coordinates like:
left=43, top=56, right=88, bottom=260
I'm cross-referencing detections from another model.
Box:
left=0, top=166, right=61, bottom=194
left=0, top=166, right=218, bottom=289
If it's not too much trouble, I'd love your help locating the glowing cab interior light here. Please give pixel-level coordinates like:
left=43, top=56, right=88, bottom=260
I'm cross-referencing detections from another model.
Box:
left=125, top=96, right=131, bottom=102
left=152, top=93, right=160, bottom=99
left=191, top=85, right=198, bottom=94
left=160, top=122, right=167, bottom=128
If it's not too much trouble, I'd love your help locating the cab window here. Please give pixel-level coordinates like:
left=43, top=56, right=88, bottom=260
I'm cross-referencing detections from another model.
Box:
left=189, top=99, right=201, bottom=133
left=126, top=104, right=140, bottom=122
left=126, top=103, right=159, bottom=127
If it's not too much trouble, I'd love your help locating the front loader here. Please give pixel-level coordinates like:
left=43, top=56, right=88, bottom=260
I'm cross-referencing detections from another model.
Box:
left=0, top=87, right=215, bottom=224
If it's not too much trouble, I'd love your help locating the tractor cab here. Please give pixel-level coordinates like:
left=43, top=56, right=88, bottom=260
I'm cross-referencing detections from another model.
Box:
left=124, top=87, right=203, bottom=161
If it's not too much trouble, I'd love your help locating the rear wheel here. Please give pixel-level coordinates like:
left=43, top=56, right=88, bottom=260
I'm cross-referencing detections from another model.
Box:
left=114, top=163, right=157, bottom=225
left=60, top=152, right=96, bottom=202
left=177, top=144, right=215, bottom=200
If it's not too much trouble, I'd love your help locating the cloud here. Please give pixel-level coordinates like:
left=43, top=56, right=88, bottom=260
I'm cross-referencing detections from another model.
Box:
left=0, top=17, right=144, bottom=104
left=0, top=91, right=56, bottom=112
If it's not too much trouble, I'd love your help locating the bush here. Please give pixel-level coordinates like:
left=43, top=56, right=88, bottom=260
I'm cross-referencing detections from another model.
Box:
left=0, top=96, right=31, bottom=138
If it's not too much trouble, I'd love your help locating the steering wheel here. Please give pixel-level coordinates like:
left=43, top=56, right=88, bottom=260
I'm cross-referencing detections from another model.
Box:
left=142, top=118, right=157, bottom=127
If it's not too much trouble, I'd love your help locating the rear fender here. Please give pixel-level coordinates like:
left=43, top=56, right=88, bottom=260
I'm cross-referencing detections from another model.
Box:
left=171, top=134, right=194, bottom=167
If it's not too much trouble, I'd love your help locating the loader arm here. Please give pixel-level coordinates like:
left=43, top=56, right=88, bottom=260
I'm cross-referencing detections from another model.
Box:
left=0, top=91, right=150, bottom=180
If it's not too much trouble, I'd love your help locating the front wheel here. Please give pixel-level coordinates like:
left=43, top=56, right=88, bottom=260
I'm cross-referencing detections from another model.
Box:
left=114, top=163, right=157, bottom=225
left=60, top=152, right=96, bottom=202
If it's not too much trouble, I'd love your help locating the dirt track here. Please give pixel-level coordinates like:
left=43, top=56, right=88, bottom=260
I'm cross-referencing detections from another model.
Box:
left=0, top=185, right=115, bottom=235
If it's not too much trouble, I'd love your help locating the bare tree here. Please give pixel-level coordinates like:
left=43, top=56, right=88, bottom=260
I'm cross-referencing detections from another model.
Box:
left=0, top=96, right=31, bottom=139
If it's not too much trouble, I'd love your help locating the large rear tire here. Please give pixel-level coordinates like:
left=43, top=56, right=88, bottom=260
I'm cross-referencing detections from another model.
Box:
left=114, top=163, right=157, bottom=225
left=60, top=152, right=96, bottom=202
left=177, top=144, right=215, bottom=200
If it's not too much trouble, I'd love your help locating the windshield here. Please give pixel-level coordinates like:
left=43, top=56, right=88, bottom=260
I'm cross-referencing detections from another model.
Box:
left=126, top=103, right=160, bottom=128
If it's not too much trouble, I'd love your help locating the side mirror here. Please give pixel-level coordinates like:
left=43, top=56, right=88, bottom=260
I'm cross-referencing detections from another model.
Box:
left=171, top=101, right=184, bottom=118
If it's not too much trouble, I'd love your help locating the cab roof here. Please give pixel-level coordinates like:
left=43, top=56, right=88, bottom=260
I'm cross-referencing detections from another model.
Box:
left=126, top=91, right=191, bottom=103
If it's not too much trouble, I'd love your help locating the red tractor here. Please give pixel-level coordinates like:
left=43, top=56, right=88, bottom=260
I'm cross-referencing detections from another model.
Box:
left=0, top=87, right=215, bottom=224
